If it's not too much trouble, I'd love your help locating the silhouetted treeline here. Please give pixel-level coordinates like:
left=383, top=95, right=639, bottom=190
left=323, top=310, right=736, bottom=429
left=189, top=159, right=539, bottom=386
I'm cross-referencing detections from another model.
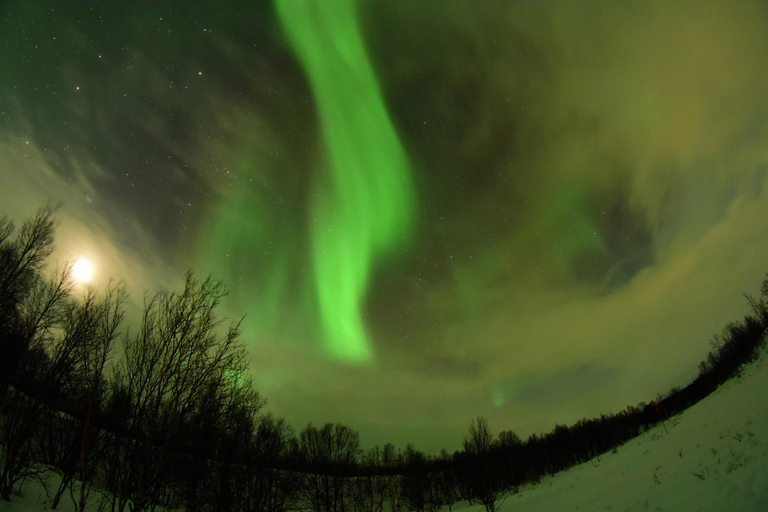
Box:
left=1, top=208, right=766, bottom=512
left=400, top=275, right=768, bottom=512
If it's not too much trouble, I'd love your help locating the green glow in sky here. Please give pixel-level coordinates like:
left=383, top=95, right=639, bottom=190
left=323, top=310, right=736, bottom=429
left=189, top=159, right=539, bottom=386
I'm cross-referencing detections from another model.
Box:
left=4, top=0, right=768, bottom=455
left=274, top=0, right=416, bottom=362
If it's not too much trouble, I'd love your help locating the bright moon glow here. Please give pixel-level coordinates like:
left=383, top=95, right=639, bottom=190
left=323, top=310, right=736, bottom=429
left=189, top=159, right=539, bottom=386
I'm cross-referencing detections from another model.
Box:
left=72, top=258, right=94, bottom=282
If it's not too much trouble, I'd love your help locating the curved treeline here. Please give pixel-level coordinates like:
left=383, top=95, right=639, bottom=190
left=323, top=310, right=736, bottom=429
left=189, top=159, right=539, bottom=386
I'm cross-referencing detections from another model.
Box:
left=1, top=208, right=766, bottom=512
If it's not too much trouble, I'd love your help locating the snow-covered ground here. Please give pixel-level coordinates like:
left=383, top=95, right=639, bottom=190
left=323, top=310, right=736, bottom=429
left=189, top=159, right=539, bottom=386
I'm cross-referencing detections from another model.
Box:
left=455, top=350, right=768, bottom=512
left=2, top=351, right=767, bottom=512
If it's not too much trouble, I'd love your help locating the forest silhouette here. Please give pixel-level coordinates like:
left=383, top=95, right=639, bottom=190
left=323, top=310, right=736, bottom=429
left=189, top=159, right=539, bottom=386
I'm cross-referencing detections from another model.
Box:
left=1, top=208, right=766, bottom=512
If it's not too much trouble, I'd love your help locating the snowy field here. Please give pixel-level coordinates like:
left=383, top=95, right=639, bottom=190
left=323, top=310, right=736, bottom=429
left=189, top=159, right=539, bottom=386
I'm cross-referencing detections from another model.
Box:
left=2, top=352, right=767, bottom=512
left=455, top=350, right=768, bottom=512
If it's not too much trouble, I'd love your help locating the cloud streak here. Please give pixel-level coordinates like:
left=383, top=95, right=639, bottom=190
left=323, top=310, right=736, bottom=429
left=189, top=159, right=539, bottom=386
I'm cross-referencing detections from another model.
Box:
left=1, top=0, right=767, bottom=453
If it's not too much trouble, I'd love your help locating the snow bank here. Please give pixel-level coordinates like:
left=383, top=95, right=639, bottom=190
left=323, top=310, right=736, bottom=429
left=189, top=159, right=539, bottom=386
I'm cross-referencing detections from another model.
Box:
left=3, top=354, right=767, bottom=512
left=455, top=351, right=768, bottom=511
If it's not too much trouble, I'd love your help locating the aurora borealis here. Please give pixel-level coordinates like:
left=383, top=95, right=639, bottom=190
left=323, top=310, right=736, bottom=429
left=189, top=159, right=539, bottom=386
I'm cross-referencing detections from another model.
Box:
left=2, top=0, right=768, bottom=453
left=274, top=0, right=416, bottom=361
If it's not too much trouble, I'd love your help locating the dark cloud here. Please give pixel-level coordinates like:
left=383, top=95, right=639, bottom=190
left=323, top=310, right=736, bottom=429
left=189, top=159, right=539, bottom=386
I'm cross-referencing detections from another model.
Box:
left=498, top=364, right=618, bottom=407
left=2, top=0, right=768, bottom=453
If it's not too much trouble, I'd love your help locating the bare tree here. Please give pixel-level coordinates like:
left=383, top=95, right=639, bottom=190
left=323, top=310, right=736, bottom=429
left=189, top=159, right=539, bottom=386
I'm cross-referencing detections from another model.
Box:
left=201, top=382, right=264, bottom=512
left=299, top=423, right=360, bottom=512
left=67, top=284, right=125, bottom=511
left=461, top=416, right=502, bottom=512
left=746, top=273, right=768, bottom=329
left=105, top=273, right=259, bottom=512
left=242, top=414, right=299, bottom=512
left=27, top=284, right=125, bottom=510
left=381, top=443, right=402, bottom=512
left=0, top=264, right=76, bottom=500
left=0, top=207, right=59, bottom=405
left=34, top=407, right=81, bottom=509
left=435, top=450, right=459, bottom=512
left=399, top=444, right=429, bottom=512
left=352, top=445, right=386, bottom=512
left=463, top=417, right=493, bottom=456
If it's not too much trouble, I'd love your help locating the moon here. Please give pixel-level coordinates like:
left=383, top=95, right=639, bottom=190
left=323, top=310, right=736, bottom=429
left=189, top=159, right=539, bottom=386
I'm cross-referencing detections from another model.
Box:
left=72, top=258, right=94, bottom=283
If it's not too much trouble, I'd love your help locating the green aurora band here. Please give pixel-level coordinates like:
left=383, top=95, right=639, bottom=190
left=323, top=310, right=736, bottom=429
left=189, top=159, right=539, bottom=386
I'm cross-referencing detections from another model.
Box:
left=274, top=0, right=416, bottom=362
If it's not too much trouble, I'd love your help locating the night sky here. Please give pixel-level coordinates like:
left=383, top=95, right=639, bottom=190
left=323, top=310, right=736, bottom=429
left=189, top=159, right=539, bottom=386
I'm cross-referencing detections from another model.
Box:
left=2, top=0, right=768, bottom=454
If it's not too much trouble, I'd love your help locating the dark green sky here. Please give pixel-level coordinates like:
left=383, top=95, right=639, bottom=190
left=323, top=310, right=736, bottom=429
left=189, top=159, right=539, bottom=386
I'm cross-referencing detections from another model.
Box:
left=2, top=0, right=768, bottom=453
